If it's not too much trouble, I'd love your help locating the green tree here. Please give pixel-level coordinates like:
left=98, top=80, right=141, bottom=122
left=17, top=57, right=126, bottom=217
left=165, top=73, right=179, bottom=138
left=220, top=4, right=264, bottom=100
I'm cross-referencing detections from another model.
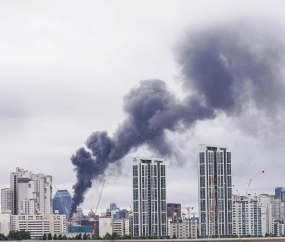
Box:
left=58, top=234, right=63, bottom=240
left=16, top=234, right=21, bottom=241
left=53, top=234, right=58, bottom=240
left=62, top=235, right=67, bottom=240
left=83, top=233, right=88, bottom=240
left=172, top=233, right=176, bottom=239
left=75, top=233, right=82, bottom=240
left=166, top=235, right=170, bottom=239
left=43, top=233, right=47, bottom=240
left=48, top=233, right=52, bottom=240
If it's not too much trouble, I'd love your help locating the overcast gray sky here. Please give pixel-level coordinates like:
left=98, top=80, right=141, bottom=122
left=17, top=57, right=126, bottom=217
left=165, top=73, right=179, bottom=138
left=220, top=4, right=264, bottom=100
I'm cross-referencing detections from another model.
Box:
left=1, top=0, right=285, bottom=215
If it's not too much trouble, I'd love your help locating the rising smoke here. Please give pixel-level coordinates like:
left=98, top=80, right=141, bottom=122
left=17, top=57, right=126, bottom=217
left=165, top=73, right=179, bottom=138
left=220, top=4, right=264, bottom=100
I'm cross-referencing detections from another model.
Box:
left=70, top=20, right=285, bottom=216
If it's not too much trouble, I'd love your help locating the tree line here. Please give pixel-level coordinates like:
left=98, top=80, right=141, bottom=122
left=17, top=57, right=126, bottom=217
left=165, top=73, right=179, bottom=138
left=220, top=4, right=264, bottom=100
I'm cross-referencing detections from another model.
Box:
left=0, top=231, right=31, bottom=241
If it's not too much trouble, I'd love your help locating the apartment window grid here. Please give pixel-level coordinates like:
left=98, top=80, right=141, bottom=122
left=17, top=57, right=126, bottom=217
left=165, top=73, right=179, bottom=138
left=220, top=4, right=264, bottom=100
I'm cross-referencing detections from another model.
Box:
left=198, top=145, right=232, bottom=237
left=133, top=158, right=166, bottom=237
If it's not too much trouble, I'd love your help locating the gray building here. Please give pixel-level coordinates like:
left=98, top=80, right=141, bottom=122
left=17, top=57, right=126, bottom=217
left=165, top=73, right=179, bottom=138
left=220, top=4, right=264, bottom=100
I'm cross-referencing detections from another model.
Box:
left=132, top=157, right=167, bottom=237
left=169, top=214, right=197, bottom=239
left=198, top=144, right=232, bottom=237
left=9, top=167, right=53, bottom=215
left=275, top=187, right=285, bottom=202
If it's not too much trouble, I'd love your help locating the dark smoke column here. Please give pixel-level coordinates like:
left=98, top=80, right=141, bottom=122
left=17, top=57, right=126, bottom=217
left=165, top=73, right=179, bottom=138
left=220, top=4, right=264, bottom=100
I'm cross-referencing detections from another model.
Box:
left=70, top=20, right=285, bottom=217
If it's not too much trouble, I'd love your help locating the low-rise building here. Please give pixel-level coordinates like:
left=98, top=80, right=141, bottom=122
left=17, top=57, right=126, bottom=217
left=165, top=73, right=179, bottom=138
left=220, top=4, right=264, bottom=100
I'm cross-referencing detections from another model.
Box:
left=1, top=188, right=13, bottom=213
left=99, top=216, right=112, bottom=237
left=10, top=213, right=66, bottom=238
left=169, top=214, right=197, bottom=239
left=113, top=220, right=122, bottom=236
left=122, top=218, right=131, bottom=236
left=0, top=214, right=11, bottom=236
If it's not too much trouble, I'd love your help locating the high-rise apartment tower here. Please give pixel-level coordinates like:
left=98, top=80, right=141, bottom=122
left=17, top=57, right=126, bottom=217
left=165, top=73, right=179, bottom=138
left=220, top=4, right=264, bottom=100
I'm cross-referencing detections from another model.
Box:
left=132, top=157, right=167, bottom=237
left=198, top=144, right=232, bottom=237
left=8, top=167, right=52, bottom=215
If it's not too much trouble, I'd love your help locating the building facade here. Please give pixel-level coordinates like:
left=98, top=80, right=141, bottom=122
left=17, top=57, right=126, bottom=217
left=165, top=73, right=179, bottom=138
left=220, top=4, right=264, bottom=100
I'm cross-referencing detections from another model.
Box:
left=1, top=188, right=13, bottom=212
left=10, top=213, right=66, bottom=238
left=167, top=203, right=181, bottom=218
left=132, top=157, right=167, bottom=237
left=9, top=167, right=52, bottom=215
left=0, top=214, right=10, bottom=236
left=232, top=194, right=283, bottom=236
left=169, top=215, right=197, bottom=239
left=113, top=220, right=122, bottom=236
left=275, top=187, right=285, bottom=202
left=99, top=216, right=112, bottom=237
left=232, top=195, right=262, bottom=236
left=53, top=190, right=72, bottom=220
left=122, top=218, right=131, bottom=235
left=198, top=144, right=232, bottom=237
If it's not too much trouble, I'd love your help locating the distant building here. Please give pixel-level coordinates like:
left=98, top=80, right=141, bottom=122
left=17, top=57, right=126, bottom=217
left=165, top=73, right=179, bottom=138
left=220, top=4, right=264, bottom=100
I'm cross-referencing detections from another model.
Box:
left=110, top=203, right=117, bottom=211
left=0, top=214, right=10, bottom=236
left=1, top=188, right=13, bottom=213
left=169, top=214, right=197, bottom=238
left=9, top=167, right=52, bottom=215
left=113, top=220, right=122, bottom=236
left=122, top=218, right=131, bottom=236
left=198, top=144, right=233, bottom=237
left=53, top=190, right=72, bottom=220
left=10, top=213, right=66, bottom=238
left=132, top=157, right=167, bottom=237
left=115, top=209, right=129, bottom=220
left=232, top=194, right=284, bottom=236
left=275, top=187, right=285, bottom=202
left=71, top=225, right=92, bottom=233
left=99, top=216, right=112, bottom=237
left=167, top=203, right=181, bottom=218
left=81, top=219, right=99, bottom=235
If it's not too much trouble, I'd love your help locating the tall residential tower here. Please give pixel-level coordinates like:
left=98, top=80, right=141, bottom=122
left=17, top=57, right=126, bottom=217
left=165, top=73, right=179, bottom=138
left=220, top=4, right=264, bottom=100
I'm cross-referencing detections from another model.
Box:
left=6, top=167, right=53, bottom=215
left=198, top=144, right=232, bottom=237
left=132, top=157, right=167, bottom=237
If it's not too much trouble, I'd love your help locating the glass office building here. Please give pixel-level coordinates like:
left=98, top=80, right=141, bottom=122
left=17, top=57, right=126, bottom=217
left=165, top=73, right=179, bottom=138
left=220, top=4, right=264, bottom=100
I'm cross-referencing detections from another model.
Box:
left=53, top=190, right=72, bottom=220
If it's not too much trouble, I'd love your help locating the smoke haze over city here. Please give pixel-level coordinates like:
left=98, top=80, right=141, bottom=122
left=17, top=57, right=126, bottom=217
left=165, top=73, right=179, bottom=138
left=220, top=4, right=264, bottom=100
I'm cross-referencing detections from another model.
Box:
left=1, top=0, right=285, bottom=215
left=70, top=20, right=285, bottom=214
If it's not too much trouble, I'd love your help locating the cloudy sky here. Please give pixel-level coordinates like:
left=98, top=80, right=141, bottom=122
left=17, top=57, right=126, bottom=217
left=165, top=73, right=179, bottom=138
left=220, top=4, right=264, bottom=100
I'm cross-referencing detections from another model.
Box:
left=1, top=0, right=285, bottom=216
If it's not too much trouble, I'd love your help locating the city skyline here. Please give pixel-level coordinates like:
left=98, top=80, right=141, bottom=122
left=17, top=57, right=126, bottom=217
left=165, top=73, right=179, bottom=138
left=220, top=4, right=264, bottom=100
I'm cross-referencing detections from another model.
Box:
left=1, top=0, right=285, bottom=215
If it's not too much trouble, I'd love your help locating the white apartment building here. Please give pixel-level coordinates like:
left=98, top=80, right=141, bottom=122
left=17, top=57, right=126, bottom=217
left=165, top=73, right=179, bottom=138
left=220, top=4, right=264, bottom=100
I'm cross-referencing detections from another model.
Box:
left=121, top=218, right=131, bottom=235
left=1, top=188, right=13, bottom=212
left=169, top=214, right=197, bottom=239
left=113, top=220, right=122, bottom=236
left=0, top=214, right=10, bottom=236
left=7, top=167, right=52, bottom=215
left=198, top=144, right=233, bottom=237
left=10, top=213, right=66, bottom=238
left=232, top=194, right=283, bottom=236
left=99, top=216, right=112, bottom=237
left=132, top=157, right=167, bottom=237
left=232, top=195, right=262, bottom=236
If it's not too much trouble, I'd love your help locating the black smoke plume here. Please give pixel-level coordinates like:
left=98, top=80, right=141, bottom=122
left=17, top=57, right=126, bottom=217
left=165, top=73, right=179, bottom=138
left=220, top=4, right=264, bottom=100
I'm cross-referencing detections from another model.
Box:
left=70, top=20, right=285, bottom=216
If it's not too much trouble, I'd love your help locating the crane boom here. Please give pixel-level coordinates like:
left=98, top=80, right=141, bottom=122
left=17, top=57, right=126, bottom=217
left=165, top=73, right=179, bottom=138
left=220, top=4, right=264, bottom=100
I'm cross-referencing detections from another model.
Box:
left=54, top=186, right=69, bottom=214
left=92, top=179, right=106, bottom=236
left=245, top=179, right=252, bottom=197
left=176, top=207, right=194, bottom=219
left=95, top=179, right=106, bottom=216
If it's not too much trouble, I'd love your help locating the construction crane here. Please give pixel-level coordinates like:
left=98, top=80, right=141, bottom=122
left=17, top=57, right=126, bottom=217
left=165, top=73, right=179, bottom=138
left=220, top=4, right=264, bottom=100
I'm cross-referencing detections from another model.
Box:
left=236, top=189, right=240, bottom=196
left=90, top=179, right=106, bottom=236
left=176, top=207, right=194, bottom=219
left=245, top=179, right=252, bottom=197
